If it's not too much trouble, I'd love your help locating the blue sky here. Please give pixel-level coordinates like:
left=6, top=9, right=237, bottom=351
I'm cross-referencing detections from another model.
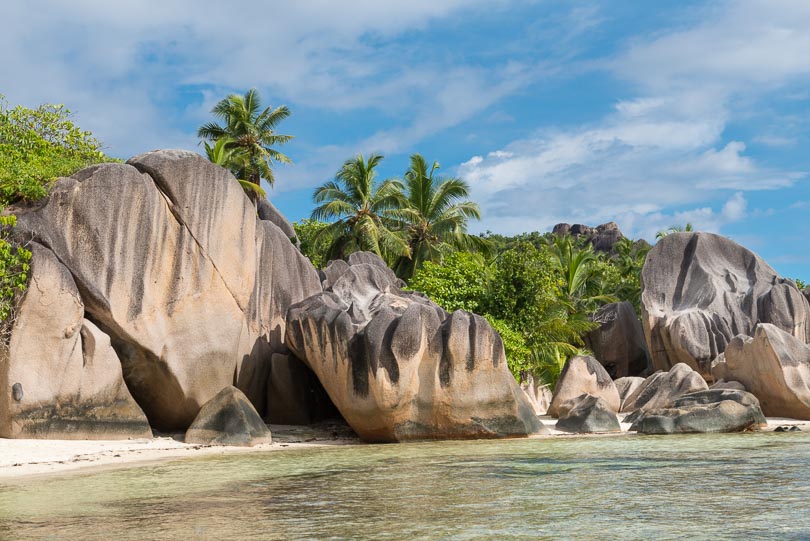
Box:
left=3, top=1, right=810, bottom=278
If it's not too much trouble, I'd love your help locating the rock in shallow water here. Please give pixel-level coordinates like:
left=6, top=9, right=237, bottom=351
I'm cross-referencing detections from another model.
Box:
left=547, top=355, right=619, bottom=418
left=640, top=232, right=810, bottom=378
left=555, top=394, right=621, bottom=433
left=630, top=389, right=766, bottom=434
left=285, top=252, right=545, bottom=442
left=621, top=363, right=708, bottom=422
left=185, top=386, right=272, bottom=446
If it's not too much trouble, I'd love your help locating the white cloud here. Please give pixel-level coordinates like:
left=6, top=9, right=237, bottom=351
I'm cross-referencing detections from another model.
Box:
left=0, top=0, right=524, bottom=160
left=458, top=0, right=810, bottom=240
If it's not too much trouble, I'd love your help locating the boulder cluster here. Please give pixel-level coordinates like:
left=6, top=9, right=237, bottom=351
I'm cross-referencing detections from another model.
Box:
left=2, top=152, right=809, bottom=443
left=0, top=151, right=539, bottom=444
left=542, top=231, right=810, bottom=435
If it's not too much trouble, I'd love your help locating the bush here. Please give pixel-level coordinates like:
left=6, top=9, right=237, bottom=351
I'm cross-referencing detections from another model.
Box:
left=0, top=96, right=111, bottom=206
left=0, top=215, right=31, bottom=329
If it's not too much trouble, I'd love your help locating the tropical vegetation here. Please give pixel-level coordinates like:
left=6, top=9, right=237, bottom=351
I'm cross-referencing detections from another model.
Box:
left=0, top=96, right=114, bottom=330
left=198, top=88, right=292, bottom=198
left=294, top=144, right=652, bottom=386
left=0, top=89, right=664, bottom=389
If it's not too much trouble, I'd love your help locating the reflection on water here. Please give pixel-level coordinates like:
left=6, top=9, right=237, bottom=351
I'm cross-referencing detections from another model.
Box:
left=1, top=432, right=809, bottom=540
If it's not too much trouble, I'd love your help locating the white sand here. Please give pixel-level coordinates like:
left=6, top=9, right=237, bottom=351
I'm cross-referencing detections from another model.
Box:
left=0, top=423, right=358, bottom=480
left=2, top=417, right=808, bottom=480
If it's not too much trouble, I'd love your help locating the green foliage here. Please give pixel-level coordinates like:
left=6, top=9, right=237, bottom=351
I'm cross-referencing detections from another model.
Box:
left=407, top=251, right=489, bottom=313
left=0, top=215, right=31, bottom=325
left=293, top=219, right=331, bottom=269
left=484, top=315, right=531, bottom=377
left=795, top=278, right=807, bottom=290
left=311, top=153, right=410, bottom=261
left=391, top=154, right=489, bottom=279
left=198, top=88, right=292, bottom=192
left=0, top=96, right=111, bottom=206
left=656, top=222, right=694, bottom=239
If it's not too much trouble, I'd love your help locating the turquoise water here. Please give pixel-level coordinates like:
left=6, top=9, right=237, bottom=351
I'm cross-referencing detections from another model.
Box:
left=1, top=432, right=809, bottom=540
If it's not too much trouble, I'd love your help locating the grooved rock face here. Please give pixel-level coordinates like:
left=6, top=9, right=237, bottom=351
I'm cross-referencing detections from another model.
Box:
left=621, top=363, right=708, bottom=416
left=585, top=301, right=651, bottom=378
left=641, top=232, right=810, bottom=378
left=0, top=244, right=151, bottom=439
left=10, top=151, right=321, bottom=430
left=712, top=324, right=810, bottom=419
left=547, top=355, right=620, bottom=418
left=285, top=252, right=544, bottom=442
left=614, top=376, right=645, bottom=411
left=185, top=386, right=272, bottom=446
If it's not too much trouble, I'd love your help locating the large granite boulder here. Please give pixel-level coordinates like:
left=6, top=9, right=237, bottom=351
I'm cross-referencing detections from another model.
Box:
left=285, top=252, right=544, bottom=442
left=712, top=324, right=810, bottom=419
left=185, top=386, right=272, bottom=446
left=555, top=394, right=621, bottom=433
left=0, top=244, right=151, bottom=439
left=641, top=232, right=810, bottom=378
left=585, top=302, right=651, bottom=378
left=621, top=363, right=708, bottom=415
left=630, top=389, right=766, bottom=434
left=547, top=355, right=620, bottom=418
left=9, top=151, right=322, bottom=431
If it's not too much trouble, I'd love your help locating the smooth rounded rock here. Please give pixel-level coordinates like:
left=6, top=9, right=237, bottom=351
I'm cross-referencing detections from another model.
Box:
left=185, top=386, right=272, bottom=446
left=548, top=356, right=619, bottom=418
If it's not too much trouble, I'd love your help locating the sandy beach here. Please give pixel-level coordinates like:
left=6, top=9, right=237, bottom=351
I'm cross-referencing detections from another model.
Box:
left=2, top=416, right=808, bottom=481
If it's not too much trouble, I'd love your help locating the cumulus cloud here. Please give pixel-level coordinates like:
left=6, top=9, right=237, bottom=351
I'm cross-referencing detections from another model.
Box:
left=0, top=0, right=523, bottom=160
left=458, top=0, right=810, bottom=240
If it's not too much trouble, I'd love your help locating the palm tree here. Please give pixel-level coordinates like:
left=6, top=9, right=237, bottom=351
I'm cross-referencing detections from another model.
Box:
left=655, top=222, right=694, bottom=240
left=203, top=137, right=266, bottom=198
left=547, top=235, right=616, bottom=313
left=197, top=88, right=292, bottom=193
left=392, top=154, right=489, bottom=280
left=311, top=154, right=410, bottom=262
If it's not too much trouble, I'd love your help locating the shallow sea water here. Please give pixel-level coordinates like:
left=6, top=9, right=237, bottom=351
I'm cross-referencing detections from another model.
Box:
left=1, top=432, right=809, bottom=540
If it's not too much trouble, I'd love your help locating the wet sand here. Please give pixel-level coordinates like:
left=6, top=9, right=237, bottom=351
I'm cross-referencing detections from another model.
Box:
left=2, top=417, right=808, bottom=480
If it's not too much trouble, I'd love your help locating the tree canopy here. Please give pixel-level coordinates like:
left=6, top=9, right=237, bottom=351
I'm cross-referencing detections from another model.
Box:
left=198, top=88, right=292, bottom=196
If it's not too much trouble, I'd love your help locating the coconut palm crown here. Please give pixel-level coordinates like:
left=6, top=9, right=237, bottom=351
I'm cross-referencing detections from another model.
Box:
left=392, top=153, right=489, bottom=279
left=197, top=88, right=292, bottom=193
left=311, top=153, right=410, bottom=262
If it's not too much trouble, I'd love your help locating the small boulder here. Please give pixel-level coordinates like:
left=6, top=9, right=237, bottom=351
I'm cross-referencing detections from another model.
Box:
left=711, top=323, right=810, bottom=419
left=621, top=363, right=708, bottom=416
left=630, top=389, right=766, bottom=434
left=185, top=386, right=272, bottom=446
left=548, top=356, right=620, bottom=418
left=556, top=394, right=621, bottom=433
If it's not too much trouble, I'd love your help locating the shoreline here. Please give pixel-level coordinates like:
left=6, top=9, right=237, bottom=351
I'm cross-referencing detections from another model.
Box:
left=2, top=416, right=808, bottom=481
